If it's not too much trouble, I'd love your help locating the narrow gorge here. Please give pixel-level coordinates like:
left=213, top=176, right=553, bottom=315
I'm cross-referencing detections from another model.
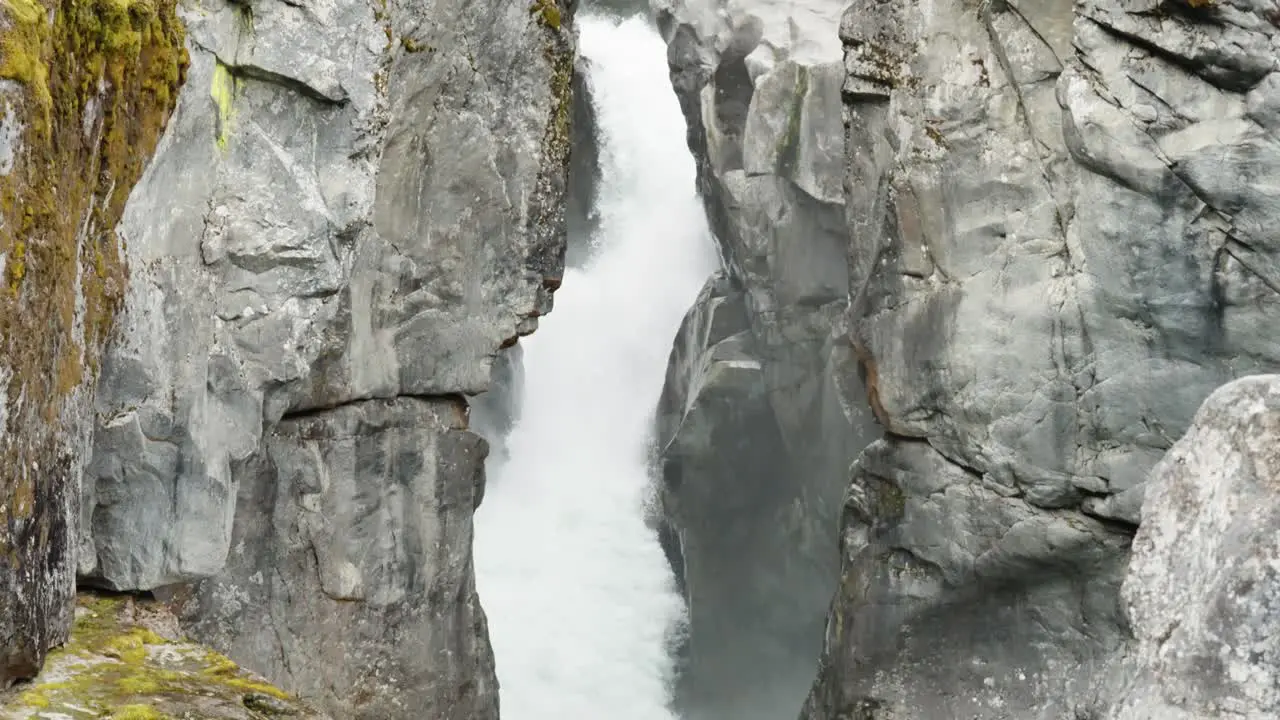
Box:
left=1, top=0, right=1278, bottom=716
left=472, top=12, right=716, bottom=719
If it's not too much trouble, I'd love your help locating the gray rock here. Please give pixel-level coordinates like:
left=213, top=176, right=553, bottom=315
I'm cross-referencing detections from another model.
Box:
left=800, top=0, right=1280, bottom=715
left=76, top=0, right=575, bottom=713
left=650, top=0, right=878, bottom=714
left=654, top=0, right=1280, bottom=714
left=163, top=397, right=496, bottom=720
left=800, top=437, right=1132, bottom=720
left=1108, top=375, right=1280, bottom=720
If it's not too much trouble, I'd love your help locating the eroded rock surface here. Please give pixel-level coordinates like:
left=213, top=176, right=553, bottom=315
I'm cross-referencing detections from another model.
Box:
left=166, top=398, right=495, bottom=720
left=800, top=0, right=1280, bottom=716
left=653, top=0, right=1280, bottom=715
left=650, top=0, right=879, bottom=715
left=71, top=0, right=575, bottom=715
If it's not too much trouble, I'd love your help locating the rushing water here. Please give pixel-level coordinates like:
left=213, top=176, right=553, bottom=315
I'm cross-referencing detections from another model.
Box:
left=472, top=12, right=719, bottom=720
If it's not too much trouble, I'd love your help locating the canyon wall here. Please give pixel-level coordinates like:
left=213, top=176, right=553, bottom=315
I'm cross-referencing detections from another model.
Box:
left=3, top=0, right=576, bottom=715
left=652, top=0, right=1280, bottom=716
left=651, top=0, right=879, bottom=714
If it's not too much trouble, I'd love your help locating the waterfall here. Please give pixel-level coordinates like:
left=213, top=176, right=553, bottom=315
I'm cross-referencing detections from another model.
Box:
left=472, top=11, right=720, bottom=720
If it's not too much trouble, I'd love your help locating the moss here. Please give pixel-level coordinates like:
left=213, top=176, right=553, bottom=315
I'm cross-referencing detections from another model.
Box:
left=210, top=60, right=236, bottom=150
left=0, top=0, right=188, bottom=622
left=17, top=689, right=50, bottom=708
left=223, top=677, right=293, bottom=701
left=547, top=36, right=572, bottom=158
left=923, top=122, right=948, bottom=148
left=0, top=0, right=53, bottom=125
left=111, top=704, right=170, bottom=720
left=399, top=35, right=430, bottom=53
left=1, top=593, right=314, bottom=717
left=528, top=0, right=572, bottom=170
left=529, top=0, right=561, bottom=30
left=877, top=481, right=906, bottom=521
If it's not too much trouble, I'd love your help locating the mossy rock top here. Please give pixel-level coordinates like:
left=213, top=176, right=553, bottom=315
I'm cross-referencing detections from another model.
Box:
left=0, top=595, right=329, bottom=720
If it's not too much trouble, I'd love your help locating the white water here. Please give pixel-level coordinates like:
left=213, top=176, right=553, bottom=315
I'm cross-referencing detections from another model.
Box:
left=473, top=12, right=719, bottom=720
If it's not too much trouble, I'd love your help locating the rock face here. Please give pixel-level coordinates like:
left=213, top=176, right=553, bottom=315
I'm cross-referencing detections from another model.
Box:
left=0, top=0, right=186, bottom=686
left=651, top=0, right=879, bottom=715
left=67, top=0, right=574, bottom=715
left=802, top=0, right=1280, bottom=714
left=653, top=0, right=1280, bottom=715
left=1108, top=375, right=1280, bottom=720
left=165, top=398, right=495, bottom=719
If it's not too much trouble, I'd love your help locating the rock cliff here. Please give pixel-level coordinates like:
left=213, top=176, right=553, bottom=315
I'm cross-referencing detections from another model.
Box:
left=651, top=0, right=879, bottom=714
left=3, top=0, right=576, bottom=714
left=651, top=0, right=1280, bottom=715
left=0, top=0, right=187, bottom=685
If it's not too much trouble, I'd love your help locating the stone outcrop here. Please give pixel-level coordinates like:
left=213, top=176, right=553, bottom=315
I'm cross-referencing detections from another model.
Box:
left=6, top=0, right=573, bottom=714
left=1108, top=375, right=1280, bottom=720
left=79, top=0, right=575, bottom=714
left=1, top=593, right=328, bottom=720
left=652, top=0, right=1280, bottom=715
left=0, top=0, right=186, bottom=686
left=651, top=0, right=880, bottom=715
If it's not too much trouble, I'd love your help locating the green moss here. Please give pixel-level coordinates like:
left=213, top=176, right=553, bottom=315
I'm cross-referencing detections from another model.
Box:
left=0, top=0, right=188, bottom=613
left=399, top=35, right=431, bottom=53
left=923, top=122, right=948, bottom=148
left=530, top=0, right=572, bottom=170
left=210, top=60, right=236, bottom=150
left=223, top=677, right=293, bottom=701
left=529, top=0, right=561, bottom=30
left=8, top=239, right=25, bottom=292
left=0, top=0, right=53, bottom=125
left=878, top=481, right=906, bottom=520
left=17, top=689, right=50, bottom=708
left=111, top=704, right=170, bottom=720
left=1, top=594, right=314, bottom=717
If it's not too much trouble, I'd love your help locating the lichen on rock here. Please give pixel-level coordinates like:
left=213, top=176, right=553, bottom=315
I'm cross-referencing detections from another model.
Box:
left=0, top=0, right=186, bottom=687
left=0, top=594, right=327, bottom=719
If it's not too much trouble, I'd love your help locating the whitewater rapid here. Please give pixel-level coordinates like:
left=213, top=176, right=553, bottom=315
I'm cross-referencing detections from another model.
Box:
left=472, top=12, right=719, bottom=720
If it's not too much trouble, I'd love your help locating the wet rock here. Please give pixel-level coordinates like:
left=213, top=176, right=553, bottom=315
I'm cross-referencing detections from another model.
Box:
left=650, top=0, right=879, bottom=714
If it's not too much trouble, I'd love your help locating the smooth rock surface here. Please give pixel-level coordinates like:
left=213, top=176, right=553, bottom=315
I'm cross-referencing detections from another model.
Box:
left=1108, top=375, right=1280, bottom=720
left=166, top=398, right=494, bottom=720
